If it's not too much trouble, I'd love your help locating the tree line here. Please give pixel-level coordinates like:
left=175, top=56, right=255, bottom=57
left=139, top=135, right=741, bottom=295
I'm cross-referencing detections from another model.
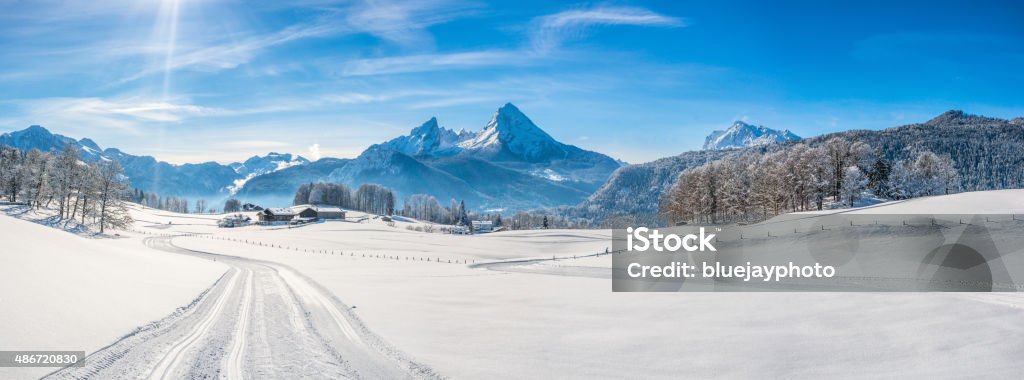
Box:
left=0, top=144, right=132, bottom=233
left=660, top=137, right=959, bottom=224
left=288, top=181, right=588, bottom=231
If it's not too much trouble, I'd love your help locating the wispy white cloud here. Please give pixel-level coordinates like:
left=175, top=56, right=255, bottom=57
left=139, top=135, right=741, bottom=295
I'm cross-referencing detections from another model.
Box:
left=337, top=0, right=479, bottom=48
left=120, top=22, right=339, bottom=85
left=223, top=140, right=292, bottom=149
left=3, top=96, right=221, bottom=134
left=341, top=50, right=527, bottom=76
left=532, top=6, right=683, bottom=52
left=338, top=5, right=682, bottom=76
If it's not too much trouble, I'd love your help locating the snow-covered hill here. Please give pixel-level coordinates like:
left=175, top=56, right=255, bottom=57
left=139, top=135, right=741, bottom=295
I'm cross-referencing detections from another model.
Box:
left=702, top=121, right=800, bottom=150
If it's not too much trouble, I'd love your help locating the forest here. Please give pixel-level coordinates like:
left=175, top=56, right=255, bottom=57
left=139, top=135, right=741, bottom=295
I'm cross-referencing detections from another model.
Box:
left=659, top=137, right=958, bottom=224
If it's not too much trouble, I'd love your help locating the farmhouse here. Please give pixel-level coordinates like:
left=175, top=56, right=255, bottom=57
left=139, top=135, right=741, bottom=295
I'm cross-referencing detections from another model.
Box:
left=472, top=220, right=494, bottom=233
left=257, top=208, right=299, bottom=222
left=256, top=205, right=342, bottom=224
left=293, top=207, right=318, bottom=219
left=311, top=206, right=346, bottom=219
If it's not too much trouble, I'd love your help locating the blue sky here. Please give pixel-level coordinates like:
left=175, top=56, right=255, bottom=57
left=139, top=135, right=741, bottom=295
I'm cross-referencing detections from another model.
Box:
left=1, top=0, right=1021, bottom=164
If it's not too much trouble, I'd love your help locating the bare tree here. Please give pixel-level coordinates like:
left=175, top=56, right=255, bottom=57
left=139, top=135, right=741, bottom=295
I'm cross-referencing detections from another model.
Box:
left=96, top=160, right=132, bottom=233
left=224, top=198, right=242, bottom=212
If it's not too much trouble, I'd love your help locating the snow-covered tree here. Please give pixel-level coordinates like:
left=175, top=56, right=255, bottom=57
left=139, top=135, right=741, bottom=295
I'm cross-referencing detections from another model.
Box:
left=354, top=183, right=396, bottom=215
left=194, top=199, right=208, bottom=214
left=308, top=183, right=353, bottom=208
left=889, top=150, right=959, bottom=198
left=292, top=183, right=312, bottom=205
left=95, top=160, right=132, bottom=233
left=840, top=166, right=868, bottom=207
left=48, top=144, right=80, bottom=219
left=401, top=194, right=449, bottom=223
left=0, top=147, right=23, bottom=202
left=19, top=149, right=50, bottom=208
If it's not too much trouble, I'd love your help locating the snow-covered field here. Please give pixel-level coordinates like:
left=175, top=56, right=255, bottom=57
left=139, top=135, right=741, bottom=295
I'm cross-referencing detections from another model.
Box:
left=4, top=191, right=1024, bottom=378
left=795, top=189, right=1024, bottom=215
left=0, top=207, right=226, bottom=379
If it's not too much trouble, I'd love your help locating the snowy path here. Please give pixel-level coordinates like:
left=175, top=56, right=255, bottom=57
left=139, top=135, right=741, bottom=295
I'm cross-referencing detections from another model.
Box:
left=45, top=236, right=441, bottom=380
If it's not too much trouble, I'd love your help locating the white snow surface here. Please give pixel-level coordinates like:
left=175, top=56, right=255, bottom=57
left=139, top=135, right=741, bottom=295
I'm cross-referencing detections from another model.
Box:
left=147, top=190, right=1024, bottom=378
left=796, top=189, right=1024, bottom=215
left=5, top=191, right=1024, bottom=378
left=0, top=209, right=226, bottom=379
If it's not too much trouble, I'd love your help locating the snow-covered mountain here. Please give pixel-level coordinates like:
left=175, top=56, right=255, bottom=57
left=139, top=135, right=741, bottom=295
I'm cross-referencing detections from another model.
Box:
left=0, top=125, right=305, bottom=201
left=374, top=103, right=623, bottom=184
left=238, top=103, right=622, bottom=210
left=317, top=103, right=620, bottom=210
left=0, top=125, right=107, bottom=160
left=458, top=103, right=566, bottom=162
left=378, top=117, right=472, bottom=157
left=702, top=121, right=800, bottom=150
left=227, top=153, right=309, bottom=194
left=4, top=103, right=622, bottom=211
left=230, top=153, right=309, bottom=177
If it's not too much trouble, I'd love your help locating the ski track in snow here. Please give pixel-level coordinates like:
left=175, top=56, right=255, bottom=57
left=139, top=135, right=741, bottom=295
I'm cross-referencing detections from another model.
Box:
left=225, top=269, right=254, bottom=380
left=44, top=236, right=441, bottom=380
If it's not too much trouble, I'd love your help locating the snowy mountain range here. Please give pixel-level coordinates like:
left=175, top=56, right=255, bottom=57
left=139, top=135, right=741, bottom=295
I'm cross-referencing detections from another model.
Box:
left=1, top=103, right=623, bottom=211
left=227, top=153, right=309, bottom=194
left=238, top=103, right=624, bottom=210
left=0, top=126, right=307, bottom=200
left=702, top=121, right=800, bottom=150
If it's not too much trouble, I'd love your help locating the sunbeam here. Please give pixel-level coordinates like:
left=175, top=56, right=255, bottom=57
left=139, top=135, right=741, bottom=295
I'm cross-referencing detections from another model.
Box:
left=158, top=0, right=182, bottom=100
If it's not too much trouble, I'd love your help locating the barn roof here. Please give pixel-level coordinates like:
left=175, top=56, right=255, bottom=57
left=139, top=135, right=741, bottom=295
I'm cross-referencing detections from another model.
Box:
left=312, top=206, right=345, bottom=213
left=266, top=208, right=298, bottom=216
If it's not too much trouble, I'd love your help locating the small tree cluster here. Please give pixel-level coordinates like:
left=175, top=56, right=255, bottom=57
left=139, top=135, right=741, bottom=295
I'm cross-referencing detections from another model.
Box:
left=889, top=151, right=959, bottom=199
left=224, top=198, right=242, bottom=212
left=0, top=144, right=133, bottom=233
left=399, top=194, right=451, bottom=224
left=134, top=192, right=191, bottom=213
left=292, top=182, right=395, bottom=215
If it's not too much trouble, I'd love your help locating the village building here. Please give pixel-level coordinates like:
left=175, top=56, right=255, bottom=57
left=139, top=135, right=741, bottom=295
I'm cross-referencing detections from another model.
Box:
left=311, top=206, right=346, bottom=219
left=257, top=208, right=299, bottom=223
left=471, top=220, right=494, bottom=233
